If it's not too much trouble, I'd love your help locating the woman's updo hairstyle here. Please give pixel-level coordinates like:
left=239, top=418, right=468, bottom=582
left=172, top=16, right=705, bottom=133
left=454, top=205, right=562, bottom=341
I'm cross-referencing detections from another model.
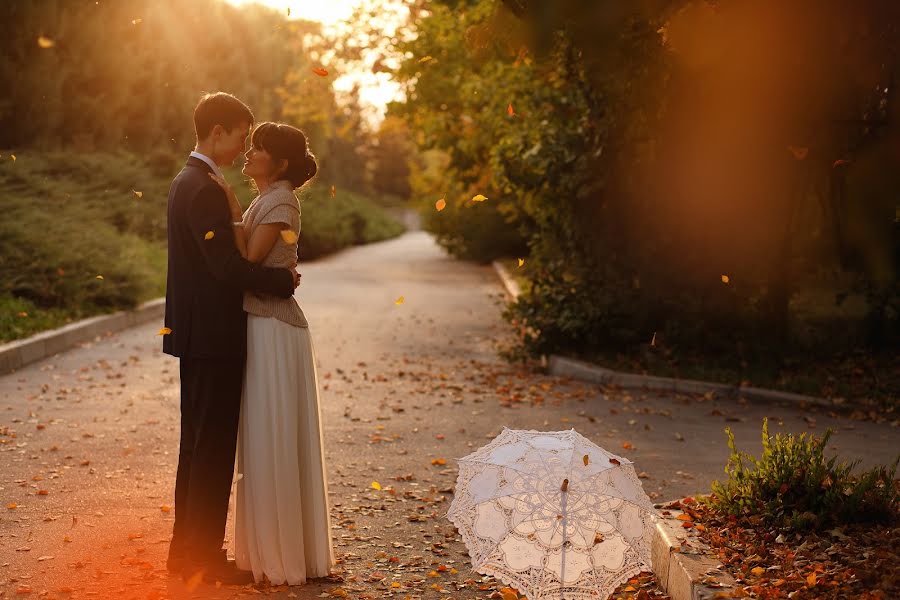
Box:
left=250, top=121, right=317, bottom=188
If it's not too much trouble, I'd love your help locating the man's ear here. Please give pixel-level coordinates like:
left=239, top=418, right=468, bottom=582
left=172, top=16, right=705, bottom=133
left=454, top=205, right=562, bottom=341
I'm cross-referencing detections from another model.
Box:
left=210, top=124, right=225, bottom=139
left=277, top=158, right=289, bottom=177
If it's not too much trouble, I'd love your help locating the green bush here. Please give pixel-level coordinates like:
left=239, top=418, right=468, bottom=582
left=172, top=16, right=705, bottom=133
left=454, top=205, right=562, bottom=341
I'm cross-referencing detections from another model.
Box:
left=708, top=418, right=899, bottom=530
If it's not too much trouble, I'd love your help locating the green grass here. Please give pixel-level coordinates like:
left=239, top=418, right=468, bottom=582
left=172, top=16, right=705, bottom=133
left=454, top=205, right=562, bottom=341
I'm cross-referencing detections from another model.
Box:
left=0, top=151, right=403, bottom=343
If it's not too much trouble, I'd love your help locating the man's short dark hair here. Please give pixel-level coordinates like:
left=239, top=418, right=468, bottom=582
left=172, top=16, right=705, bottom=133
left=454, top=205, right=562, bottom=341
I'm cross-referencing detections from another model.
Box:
left=193, top=92, right=254, bottom=140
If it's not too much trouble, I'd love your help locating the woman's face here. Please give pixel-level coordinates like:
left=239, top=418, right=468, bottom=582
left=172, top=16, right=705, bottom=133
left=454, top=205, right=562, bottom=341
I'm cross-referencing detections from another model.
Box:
left=242, top=144, right=284, bottom=181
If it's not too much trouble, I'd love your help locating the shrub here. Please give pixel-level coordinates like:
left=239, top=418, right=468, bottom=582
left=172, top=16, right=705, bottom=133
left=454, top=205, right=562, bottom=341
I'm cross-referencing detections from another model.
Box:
left=708, top=418, right=899, bottom=530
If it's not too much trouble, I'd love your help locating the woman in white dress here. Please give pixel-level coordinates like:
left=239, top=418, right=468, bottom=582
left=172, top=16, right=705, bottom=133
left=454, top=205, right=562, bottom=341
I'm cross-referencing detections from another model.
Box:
left=208, top=121, right=334, bottom=585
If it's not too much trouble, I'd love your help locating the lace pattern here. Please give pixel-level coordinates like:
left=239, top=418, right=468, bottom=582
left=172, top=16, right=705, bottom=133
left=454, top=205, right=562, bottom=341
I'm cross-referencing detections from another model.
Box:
left=447, top=428, right=658, bottom=600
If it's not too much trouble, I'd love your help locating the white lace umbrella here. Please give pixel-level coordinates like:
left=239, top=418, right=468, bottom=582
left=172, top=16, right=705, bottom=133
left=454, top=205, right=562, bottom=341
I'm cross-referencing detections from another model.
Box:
left=447, top=428, right=657, bottom=600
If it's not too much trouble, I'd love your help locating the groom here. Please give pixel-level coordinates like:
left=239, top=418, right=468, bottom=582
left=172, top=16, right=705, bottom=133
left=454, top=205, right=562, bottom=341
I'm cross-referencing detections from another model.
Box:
left=163, top=92, right=299, bottom=584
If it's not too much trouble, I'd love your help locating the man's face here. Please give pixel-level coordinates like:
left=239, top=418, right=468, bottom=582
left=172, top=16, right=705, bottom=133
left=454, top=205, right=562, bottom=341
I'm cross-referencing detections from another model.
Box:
left=215, top=121, right=251, bottom=167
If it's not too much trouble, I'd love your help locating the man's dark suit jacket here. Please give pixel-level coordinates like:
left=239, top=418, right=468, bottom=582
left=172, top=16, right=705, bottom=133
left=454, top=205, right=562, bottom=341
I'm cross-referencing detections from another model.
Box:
left=163, top=156, right=293, bottom=359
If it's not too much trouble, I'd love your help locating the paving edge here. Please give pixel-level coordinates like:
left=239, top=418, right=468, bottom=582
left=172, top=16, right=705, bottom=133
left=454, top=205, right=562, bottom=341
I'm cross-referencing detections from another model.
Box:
left=652, top=500, right=737, bottom=600
left=490, top=261, right=839, bottom=410
left=0, top=298, right=165, bottom=375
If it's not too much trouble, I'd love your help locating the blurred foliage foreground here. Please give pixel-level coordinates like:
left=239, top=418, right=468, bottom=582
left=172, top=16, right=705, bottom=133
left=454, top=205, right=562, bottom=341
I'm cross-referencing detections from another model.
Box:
left=0, top=152, right=402, bottom=343
left=386, top=0, right=900, bottom=405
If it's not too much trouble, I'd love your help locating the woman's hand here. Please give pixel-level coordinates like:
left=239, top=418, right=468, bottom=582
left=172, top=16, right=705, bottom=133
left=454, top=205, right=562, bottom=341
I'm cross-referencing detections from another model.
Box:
left=207, top=173, right=243, bottom=221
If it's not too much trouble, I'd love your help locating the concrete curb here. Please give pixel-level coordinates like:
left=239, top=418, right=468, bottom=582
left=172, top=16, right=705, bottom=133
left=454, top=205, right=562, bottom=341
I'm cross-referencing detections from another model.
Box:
left=0, top=297, right=165, bottom=374
left=652, top=500, right=737, bottom=600
left=490, top=261, right=838, bottom=409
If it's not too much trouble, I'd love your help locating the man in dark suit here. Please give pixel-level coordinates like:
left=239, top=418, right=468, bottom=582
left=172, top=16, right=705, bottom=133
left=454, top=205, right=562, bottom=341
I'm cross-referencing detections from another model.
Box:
left=163, top=92, right=298, bottom=584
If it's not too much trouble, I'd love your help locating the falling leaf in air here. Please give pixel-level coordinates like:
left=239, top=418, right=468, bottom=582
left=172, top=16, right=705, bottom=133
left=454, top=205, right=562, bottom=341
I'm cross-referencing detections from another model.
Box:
left=157, top=327, right=172, bottom=336
left=507, top=103, right=516, bottom=117
left=419, top=55, right=434, bottom=63
left=330, top=185, right=336, bottom=198
left=721, top=275, right=730, bottom=284
left=833, top=159, right=850, bottom=168
left=371, top=481, right=382, bottom=490
left=435, top=198, right=446, bottom=211
left=280, top=230, right=298, bottom=244
left=517, top=258, right=526, bottom=269
left=312, top=67, right=329, bottom=77
left=95, top=275, right=104, bottom=280
left=583, top=454, right=589, bottom=466
left=650, top=331, right=657, bottom=347
left=204, top=230, right=215, bottom=240
left=622, top=441, right=633, bottom=449
left=286, top=7, right=290, bottom=16
left=160, top=504, right=171, bottom=513
left=132, top=189, right=143, bottom=199
left=10, top=154, right=16, bottom=162
left=131, top=18, right=142, bottom=25
left=37, top=36, right=55, bottom=49
left=788, top=146, right=809, bottom=160
left=394, top=296, right=405, bottom=305
left=472, top=194, right=487, bottom=202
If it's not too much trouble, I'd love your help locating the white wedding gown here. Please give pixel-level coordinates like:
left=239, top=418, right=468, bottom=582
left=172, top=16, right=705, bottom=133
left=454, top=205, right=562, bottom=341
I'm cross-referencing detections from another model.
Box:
left=234, top=314, right=334, bottom=585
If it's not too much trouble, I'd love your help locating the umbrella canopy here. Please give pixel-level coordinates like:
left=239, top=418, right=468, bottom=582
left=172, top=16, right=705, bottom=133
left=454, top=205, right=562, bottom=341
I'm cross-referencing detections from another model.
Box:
left=447, top=428, right=657, bottom=600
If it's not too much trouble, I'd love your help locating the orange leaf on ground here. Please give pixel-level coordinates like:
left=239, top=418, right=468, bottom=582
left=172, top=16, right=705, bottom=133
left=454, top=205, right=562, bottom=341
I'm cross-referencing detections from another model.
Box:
left=312, top=67, right=329, bottom=77
left=507, top=103, right=516, bottom=117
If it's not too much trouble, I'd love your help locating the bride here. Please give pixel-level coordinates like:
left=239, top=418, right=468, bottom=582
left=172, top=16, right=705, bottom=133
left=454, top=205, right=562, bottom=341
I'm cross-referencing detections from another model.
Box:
left=209, top=121, right=334, bottom=585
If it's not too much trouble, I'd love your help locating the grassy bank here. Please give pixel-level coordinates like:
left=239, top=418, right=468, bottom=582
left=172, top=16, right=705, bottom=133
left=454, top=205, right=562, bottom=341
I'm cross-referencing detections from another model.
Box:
left=0, top=151, right=403, bottom=343
left=498, top=259, right=898, bottom=409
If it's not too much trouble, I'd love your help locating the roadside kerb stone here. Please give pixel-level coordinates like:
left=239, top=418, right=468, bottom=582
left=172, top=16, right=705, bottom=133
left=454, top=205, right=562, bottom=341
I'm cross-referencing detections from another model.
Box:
left=490, top=261, right=837, bottom=410
left=652, top=500, right=737, bottom=600
left=0, top=297, right=165, bottom=374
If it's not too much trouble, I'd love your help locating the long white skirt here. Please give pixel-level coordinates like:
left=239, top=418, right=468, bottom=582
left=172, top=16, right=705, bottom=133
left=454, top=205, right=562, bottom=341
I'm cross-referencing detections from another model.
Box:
left=235, top=315, right=334, bottom=585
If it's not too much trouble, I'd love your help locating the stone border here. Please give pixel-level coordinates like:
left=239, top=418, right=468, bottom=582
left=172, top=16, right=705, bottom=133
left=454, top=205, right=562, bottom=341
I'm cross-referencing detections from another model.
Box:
left=490, top=261, right=838, bottom=409
left=0, top=298, right=165, bottom=374
left=652, top=500, right=737, bottom=600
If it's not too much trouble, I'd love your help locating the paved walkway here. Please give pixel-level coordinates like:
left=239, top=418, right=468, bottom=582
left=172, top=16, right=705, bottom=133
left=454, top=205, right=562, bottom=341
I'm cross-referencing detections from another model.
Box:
left=1, top=231, right=897, bottom=597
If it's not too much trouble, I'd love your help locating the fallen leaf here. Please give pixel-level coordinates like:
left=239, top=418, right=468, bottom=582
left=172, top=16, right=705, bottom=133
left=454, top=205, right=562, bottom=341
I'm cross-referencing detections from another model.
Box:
left=419, top=55, right=434, bottom=63
left=37, top=36, right=54, bottom=49
left=371, top=481, right=382, bottom=490
left=95, top=275, right=104, bottom=280
left=395, top=296, right=405, bottom=305
left=471, top=194, right=488, bottom=202
left=517, top=258, right=525, bottom=268
left=583, top=454, right=589, bottom=466
left=622, top=442, right=633, bottom=450
left=435, top=198, right=446, bottom=211
left=157, top=327, right=172, bottom=336
left=807, top=572, right=817, bottom=587
left=788, top=146, right=809, bottom=160
left=204, top=230, right=215, bottom=240
left=7, top=503, right=17, bottom=510
left=507, top=103, right=516, bottom=117
left=132, top=189, right=143, bottom=199
left=16, top=311, right=28, bottom=318
left=280, top=230, right=298, bottom=244
left=312, top=67, right=329, bottom=77
left=160, top=504, right=172, bottom=513
left=431, top=458, right=447, bottom=466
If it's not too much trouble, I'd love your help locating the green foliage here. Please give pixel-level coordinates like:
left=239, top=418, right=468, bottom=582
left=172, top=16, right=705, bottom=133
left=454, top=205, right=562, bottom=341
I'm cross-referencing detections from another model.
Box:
left=0, top=0, right=296, bottom=151
left=295, top=188, right=406, bottom=260
left=0, top=151, right=170, bottom=342
left=709, top=419, right=899, bottom=531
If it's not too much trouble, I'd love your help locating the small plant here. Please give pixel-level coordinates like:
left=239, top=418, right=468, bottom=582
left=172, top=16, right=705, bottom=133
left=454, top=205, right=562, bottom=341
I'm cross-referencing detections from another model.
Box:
left=708, top=418, right=899, bottom=530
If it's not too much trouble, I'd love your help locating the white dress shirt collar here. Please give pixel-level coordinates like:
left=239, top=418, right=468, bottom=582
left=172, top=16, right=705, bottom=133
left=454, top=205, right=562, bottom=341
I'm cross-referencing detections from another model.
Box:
left=189, top=151, right=224, bottom=179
